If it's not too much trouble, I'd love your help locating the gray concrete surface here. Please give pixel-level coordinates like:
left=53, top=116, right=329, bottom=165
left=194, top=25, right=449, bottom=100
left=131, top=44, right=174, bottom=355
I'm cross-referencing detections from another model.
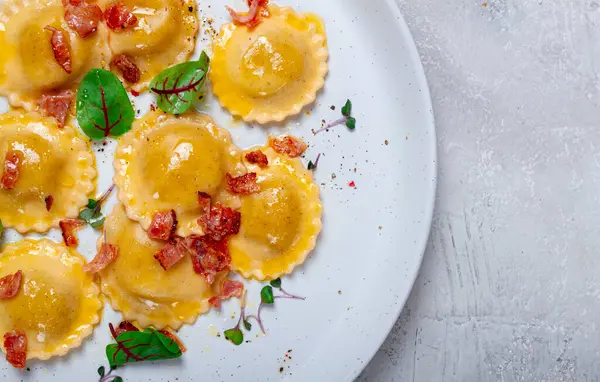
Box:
left=359, top=0, right=600, bottom=380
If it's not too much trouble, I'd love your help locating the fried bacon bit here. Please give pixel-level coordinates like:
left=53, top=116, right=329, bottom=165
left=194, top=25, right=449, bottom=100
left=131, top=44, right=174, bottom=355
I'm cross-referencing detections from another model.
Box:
left=185, top=236, right=231, bottom=284
left=63, top=0, right=103, bottom=38
left=0, top=271, right=22, bottom=300
left=158, top=330, right=187, bottom=352
left=111, top=54, right=141, bottom=84
left=130, top=89, right=140, bottom=97
left=4, top=331, right=26, bottom=369
left=113, top=321, right=139, bottom=337
left=148, top=210, right=177, bottom=241
left=209, top=279, right=244, bottom=309
left=225, top=0, right=269, bottom=28
left=1, top=151, right=23, bottom=190
left=197, top=192, right=211, bottom=216
left=39, top=90, right=74, bottom=128
left=154, top=238, right=186, bottom=270
left=245, top=150, right=268, bottom=168
left=198, top=201, right=241, bottom=242
left=226, top=173, right=260, bottom=195
left=44, top=195, right=54, bottom=211
left=83, top=243, right=119, bottom=273
left=269, top=135, right=308, bottom=158
left=59, top=218, right=86, bottom=247
left=45, top=26, right=72, bottom=74
left=104, top=2, right=138, bottom=31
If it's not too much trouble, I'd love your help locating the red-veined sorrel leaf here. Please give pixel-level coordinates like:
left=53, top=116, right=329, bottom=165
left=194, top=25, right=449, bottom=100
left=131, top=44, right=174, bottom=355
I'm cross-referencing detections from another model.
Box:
left=76, top=68, right=134, bottom=140
left=105, top=327, right=182, bottom=368
left=149, top=51, right=210, bottom=114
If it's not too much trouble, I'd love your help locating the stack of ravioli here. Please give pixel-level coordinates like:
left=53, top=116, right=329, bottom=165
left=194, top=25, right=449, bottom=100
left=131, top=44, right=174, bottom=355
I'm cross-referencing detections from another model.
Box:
left=0, top=0, right=327, bottom=367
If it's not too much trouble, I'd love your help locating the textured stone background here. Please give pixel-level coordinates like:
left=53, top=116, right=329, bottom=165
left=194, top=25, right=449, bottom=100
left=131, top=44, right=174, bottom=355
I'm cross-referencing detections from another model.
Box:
left=359, top=0, right=600, bottom=380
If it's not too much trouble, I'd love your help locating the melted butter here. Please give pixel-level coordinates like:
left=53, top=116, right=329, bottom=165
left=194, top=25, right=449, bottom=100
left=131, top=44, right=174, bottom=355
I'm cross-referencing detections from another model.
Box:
left=240, top=35, right=303, bottom=97
left=141, top=122, right=225, bottom=204
left=0, top=25, right=15, bottom=85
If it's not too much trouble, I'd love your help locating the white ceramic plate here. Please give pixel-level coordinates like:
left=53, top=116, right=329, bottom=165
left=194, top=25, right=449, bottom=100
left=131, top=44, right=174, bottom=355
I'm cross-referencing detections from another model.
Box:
left=0, top=0, right=436, bottom=380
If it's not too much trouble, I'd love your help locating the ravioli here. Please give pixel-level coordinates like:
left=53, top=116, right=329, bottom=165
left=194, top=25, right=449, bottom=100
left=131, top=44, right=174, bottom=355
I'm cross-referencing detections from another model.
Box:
left=114, top=111, right=245, bottom=237
left=229, top=147, right=322, bottom=280
left=0, top=112, right=96, bottom=233
left=211, top=5, right=328, bottom=123
left=100, top=0, right=198, bottom=90
left=99, top=204, right=227, bottom=329
left=0, top=239, right=102, bottom=360
left=0, top=0, right=109, bottom=110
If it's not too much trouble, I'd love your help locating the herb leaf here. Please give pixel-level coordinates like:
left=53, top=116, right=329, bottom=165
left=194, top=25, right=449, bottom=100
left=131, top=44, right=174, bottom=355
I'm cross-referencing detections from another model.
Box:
left=86, top=199, right=98, bottom=209
left=76, top=69, right=134, bottom=140
left=346, top=117, right=356, bottom=130
left=97, top=366, right=105, bottom=376
left=150, top=52, right=210, bottom=115
left=113, top=377, right=123, bottom=382
left=224, top=328, right=244, bottom=345
left=341, top=99, right=352, bottom=117
left=270, top=278, right=282, bottom=288
left=105, top=328, right=182, bottom=367
left=243, top=319, right=252, bottom=331
left=78, top=207, right=104, bottom=228
left=261, top=285, right=275, bottom=304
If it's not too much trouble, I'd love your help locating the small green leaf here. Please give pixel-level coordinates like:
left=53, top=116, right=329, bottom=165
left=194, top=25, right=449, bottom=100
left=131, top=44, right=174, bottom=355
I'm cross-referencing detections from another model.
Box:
left=105, top=329, right=182, bottom=367
left=341, top=99, right=352, bottom=117
left=261, top=285, right=275, bottom=304
left=270, top=278, right=282, bottom=288
left=113, top=377, right=123, bottom=382
left=97, top=366, right=105, bottom=376
left=243, top=320, right=252, bottom=331
left=224, top=328, right=244, bottom=345
left=78, top=208, right=105, bottom=229
left=346, top=117, right=356, bottom=130
left=76, top=69, right=135, bottom=140
left=86, top=199, right=98, bottom=209
left=150, top=51, right=210, bottom=114
left=307, top=161, right=315, bottom=170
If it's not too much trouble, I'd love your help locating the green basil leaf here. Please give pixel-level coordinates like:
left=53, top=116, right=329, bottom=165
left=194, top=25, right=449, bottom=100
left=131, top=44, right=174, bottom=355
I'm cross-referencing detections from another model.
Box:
left=105, top=329, right=182, bottom=367
left=224, top=328, right=244, bottom=345
left=76, top=69, right=134, bottom=140
left=150, top=51, right=210, bottom=115
left=341, top=99, right=352, bottom=116
left=346, top=117, right=356, bottom=130
left=261, top=285, right=274, bottom=304
left=270, top=278, right=282, bottom=288
left=97, top=366, right=105, bottom=376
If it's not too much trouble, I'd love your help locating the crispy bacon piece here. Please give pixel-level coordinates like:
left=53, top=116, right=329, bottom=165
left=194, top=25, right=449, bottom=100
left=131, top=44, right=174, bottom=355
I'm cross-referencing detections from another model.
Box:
left=154, top=238, right=186, bottom=270
left=197, top=191, right=211, bottom=216
left=63, top=0, right=103, bottom=38
left=45, top=195, right=54, bottom=211
left=59, top=218, right=85, bottom=247
left=104, top=2, right=138, bottom=31
left=1, top=151, right=23, bottom=190
left=83, top=243, right=118, bottom=273
left=185, top=236, right=231, bottom=284
left=245, top=150, right=268, bottom=168
left=269, top=135, right=308, bottom=158
left=45, top=26, right=72, bottom=74
left=210, top=279, right=245, bottom=308
left=4, top=330, right=26, bottom=369
left=0, top=271, right=22, bottom=300
left=111, top=54, right=141, bottom=84
left=226, top=173, right=259, bottom=195
left=148, top=210, right=177, bottom=241
left=198, top=201, right=241, bottom=242
left=39, top=90, right=74, bottom=128
left=113, top=321, right=138, bottom=337
left=225, top=0, right=269, bottom=28
left=159, top=330, right=186, bottom=352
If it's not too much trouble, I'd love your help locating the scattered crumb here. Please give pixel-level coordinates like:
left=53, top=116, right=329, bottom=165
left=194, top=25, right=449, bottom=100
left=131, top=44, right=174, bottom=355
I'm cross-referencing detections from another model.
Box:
left=305, top=110, right=311, bottom=116
left=354, top=168, right=357, bottom=173
left=338, top=290, right=342, bottom=295
left=330, top=105, right=335, bottom=110
left=378, top=226, right=383, bottom=230
left=405, top=135, right=409, bottom=140
left=384, top=140, right=389, bottom=145
left=280, top=367, right=284, bottom=373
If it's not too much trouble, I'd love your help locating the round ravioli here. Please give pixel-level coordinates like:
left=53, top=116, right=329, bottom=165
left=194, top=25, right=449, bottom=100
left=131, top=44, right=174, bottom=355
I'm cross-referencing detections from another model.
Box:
left=211, top=6, right=328, bottom=123
left=0, top=0, right=109, bottom=110
left=99, top=204, right=227, bottom=329
left=0, top=239, right=102, bottom=360
left=0, top=112, right=96, bottom=233
left=114, top=111, right=245, bottom=237
left=229, top=147, right=322, bottom=280
left=100, top=0, right=198, bottom=90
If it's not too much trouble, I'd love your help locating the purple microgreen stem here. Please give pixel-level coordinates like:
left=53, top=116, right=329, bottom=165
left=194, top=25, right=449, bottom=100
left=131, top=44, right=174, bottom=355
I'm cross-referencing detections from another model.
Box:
left=312, top=117, right=348, bottom=135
